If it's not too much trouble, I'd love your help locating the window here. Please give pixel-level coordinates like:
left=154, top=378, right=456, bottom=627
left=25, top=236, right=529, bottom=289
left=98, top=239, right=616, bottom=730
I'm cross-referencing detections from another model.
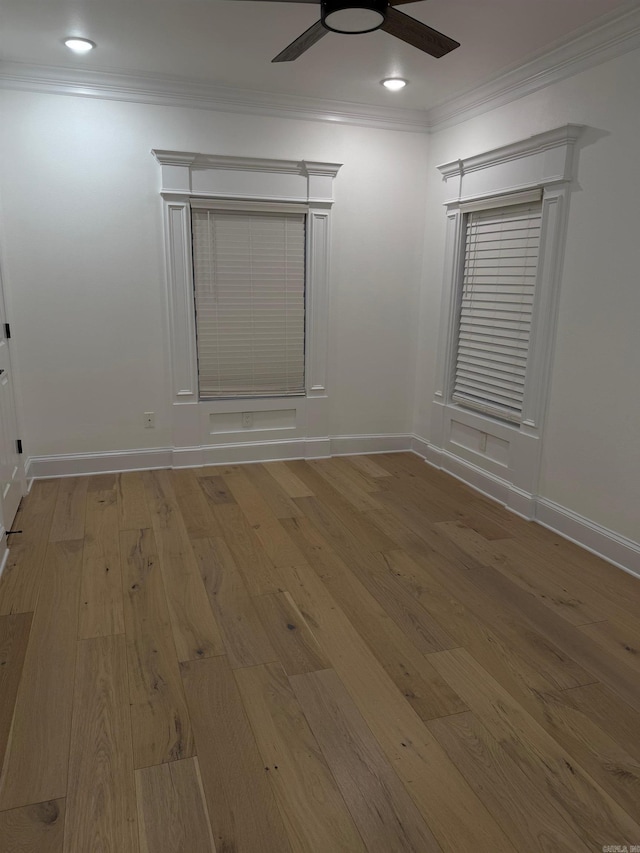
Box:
left=190, top=203, right=306, bottom=398
left=452, top=193, right=542, bottom=423
left=431, top=126, right=581, bottom=513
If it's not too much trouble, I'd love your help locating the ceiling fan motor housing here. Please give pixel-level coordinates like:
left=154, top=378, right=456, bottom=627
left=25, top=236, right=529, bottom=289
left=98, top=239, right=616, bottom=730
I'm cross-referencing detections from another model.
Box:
left=321, top=0, right=387, bottom=34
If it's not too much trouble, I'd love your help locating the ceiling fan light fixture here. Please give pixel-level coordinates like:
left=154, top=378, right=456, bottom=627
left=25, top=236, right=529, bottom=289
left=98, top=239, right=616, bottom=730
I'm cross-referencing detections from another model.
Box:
left=64, top=37, right=96, bottom=53
left=322, top=0, right=387, bottom=34
left=382, top=77, right=407, bottom=91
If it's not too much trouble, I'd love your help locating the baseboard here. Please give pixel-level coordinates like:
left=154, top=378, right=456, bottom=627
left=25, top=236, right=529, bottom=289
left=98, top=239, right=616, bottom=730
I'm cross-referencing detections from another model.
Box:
left=25, top=446, right=175, bottom=479
left=25, top=433, right=412, bottom=480
left=331, top=433, right=413, bottom=456
left=535, top=497, right=640, bottom=579
left=411, top=435, right=640, bottom=579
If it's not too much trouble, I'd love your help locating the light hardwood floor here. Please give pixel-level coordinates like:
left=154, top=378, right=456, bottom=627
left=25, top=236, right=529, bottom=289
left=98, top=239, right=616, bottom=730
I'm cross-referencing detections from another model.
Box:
left=0, top=453, right=639, bottom=852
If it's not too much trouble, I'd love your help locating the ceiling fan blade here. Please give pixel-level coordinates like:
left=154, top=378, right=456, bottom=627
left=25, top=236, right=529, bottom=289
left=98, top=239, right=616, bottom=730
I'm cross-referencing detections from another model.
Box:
left=272, top=20, right=328, bottom=62
left=389, top=0, right=426, bottom=5
left=381, top=7, right=460, bottom=57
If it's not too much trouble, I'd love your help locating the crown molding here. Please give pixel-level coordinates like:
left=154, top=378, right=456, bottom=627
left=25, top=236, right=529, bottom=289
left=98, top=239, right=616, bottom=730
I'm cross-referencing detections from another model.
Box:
left=0, top=60, right=430, bottom=134
left=2, top=2, right=639, bottom=137
left=425, top=0, right=640, bottom=132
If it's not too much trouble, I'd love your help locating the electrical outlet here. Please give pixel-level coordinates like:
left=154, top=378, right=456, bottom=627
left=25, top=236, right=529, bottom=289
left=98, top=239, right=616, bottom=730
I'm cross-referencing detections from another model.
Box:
left=241, top=412, right=253, bottom=429
left=144, top=412, right=155, bottom=429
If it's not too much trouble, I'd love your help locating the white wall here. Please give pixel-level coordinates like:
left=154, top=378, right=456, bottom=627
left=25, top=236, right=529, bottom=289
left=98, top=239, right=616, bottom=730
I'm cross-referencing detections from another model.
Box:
left=2, top=47, right=638, bottom=551
left=0, top=91, right=428, bottom=458
left=414, top=47, right=640, bottom=542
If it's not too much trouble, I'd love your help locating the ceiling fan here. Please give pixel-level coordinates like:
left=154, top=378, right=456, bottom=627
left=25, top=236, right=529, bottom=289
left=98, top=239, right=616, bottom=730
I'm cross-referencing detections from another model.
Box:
left=242, top=0, right=460, bottom=63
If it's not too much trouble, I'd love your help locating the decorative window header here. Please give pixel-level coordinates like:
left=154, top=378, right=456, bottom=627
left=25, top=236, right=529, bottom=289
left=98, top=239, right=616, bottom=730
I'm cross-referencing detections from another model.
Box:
left=436, top=124, right=584, bottom=205
left=151, top=150, right=342, bottom=205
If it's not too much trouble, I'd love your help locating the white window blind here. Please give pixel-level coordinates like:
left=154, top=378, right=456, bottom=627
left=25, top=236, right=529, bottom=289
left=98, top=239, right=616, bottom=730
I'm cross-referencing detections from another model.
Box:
left=191, top=208, right=306, bottom=398
left=452, top=199, right=542, bottom=422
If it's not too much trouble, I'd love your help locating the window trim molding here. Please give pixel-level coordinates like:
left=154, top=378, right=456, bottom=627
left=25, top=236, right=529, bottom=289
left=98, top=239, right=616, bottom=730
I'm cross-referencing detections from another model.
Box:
left=153, top=150, right=341, bottom=407
left=430, top=125, right=584, bottom=510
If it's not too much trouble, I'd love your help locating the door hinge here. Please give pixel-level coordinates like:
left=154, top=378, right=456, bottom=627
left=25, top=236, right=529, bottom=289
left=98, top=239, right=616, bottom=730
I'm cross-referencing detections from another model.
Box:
left=4, top=323, right=10, bottom=339
left=16, top=439, right=22, bottom=454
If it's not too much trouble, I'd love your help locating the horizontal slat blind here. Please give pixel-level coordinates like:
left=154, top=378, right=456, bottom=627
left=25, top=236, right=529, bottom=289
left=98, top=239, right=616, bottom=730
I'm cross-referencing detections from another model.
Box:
left=191, top=209, right=306, bottom=397
left=453, top=200, right=542, bottom=422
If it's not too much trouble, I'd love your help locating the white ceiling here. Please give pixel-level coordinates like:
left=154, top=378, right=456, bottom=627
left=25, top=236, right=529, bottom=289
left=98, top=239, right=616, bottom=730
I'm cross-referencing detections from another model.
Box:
left=0, top=0, right=633, bottom=112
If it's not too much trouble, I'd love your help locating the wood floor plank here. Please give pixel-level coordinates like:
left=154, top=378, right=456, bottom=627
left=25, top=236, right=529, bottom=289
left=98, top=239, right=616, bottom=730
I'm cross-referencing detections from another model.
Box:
left=181, top=655, right=292, bottom=853
left=479, top=534, right=622, bottom=626
left=308, top=458, right=381, bottom=511
left=435, top=521, right=603, bottom=626
left=560, top=681, right=640, bottom=762
left=0, top=612, right=32, bottom=771
left=519, top=684, right=640, bottom=823
left=235, top=662, right=366, bottom=853
left=263, top=460, right=314, bottom=498
left=242, top=463, right=304, bottom=519
left=78, top=488, right=125, bottom=639
left=578, top=618, right=640, bottom=673
left=135, top=758, right=215, bottom=853
left=0, top=541, right=82, bottom=810
left=430, top=647, right=640, bottom=850
left=291, top=667, right=443, bottom=852
left=376, top=453, right=480, bottom=508
left=198, top=475, right=237, bottom=504
left=253, top=591, right=330, bottom=675
left=294, top=494, right=390, bottom=576
left=117, top=472, right=152, bottom=531
left=170, top=469, right=223, bottom=539
left=209, top=503, right=282, bottom=596
left=63, top=634, right=138, bottom=853
left=354, top=551, right=458, bottom=653
left=289, top=461, right=397, bottom=553
left=49, top=477, right=88, bottom=542
left=501, top=521, right=640, bottom=610
left=278, top=562, right=514, bottom=853
left=384, top=463, right=513, bottom=540
left=280, top=514, right=354, bottom=583
left=329, top=455, right=383, bottom=492
left=419, top=540, right=640, bottom=710
left=121, top=528, right=195, bottom=769
left=143, top=470, right=224, bottom=661
left=319, top=559, right=467, bottom=721
left=0, top=799, right=65, bottom=853
left=191, top=537, right=278, bottom=669
left=5, top=454, right=638, bottom=853
left=427, top=711, right=589, bottom=853
left=280, top=518, right=466, bottom=718
left=344, top=454, right=393, bottom=479
left=380, top=485, right=638, bottom=632
left=225, top=470, right=308, bottom=569
left=375, top=467, right=463, bottom=524
left=0, top=479, right=59, bottom=615
left=375, top=548, right=589, bottom=704
left=370, top=515, right=596, bottom=694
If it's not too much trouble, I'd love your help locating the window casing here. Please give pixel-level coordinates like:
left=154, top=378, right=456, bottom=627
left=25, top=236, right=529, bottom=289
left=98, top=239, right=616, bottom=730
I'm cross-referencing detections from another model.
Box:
left=153, top=151, right=340, bottom=462
left=431, top=125, right=582, bottom=515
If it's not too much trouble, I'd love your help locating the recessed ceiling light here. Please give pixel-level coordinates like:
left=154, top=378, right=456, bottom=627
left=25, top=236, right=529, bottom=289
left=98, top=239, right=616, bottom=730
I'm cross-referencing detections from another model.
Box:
left=381, top=78, right=407, bottom=91
left=64, top=38, right=96, bottom=53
